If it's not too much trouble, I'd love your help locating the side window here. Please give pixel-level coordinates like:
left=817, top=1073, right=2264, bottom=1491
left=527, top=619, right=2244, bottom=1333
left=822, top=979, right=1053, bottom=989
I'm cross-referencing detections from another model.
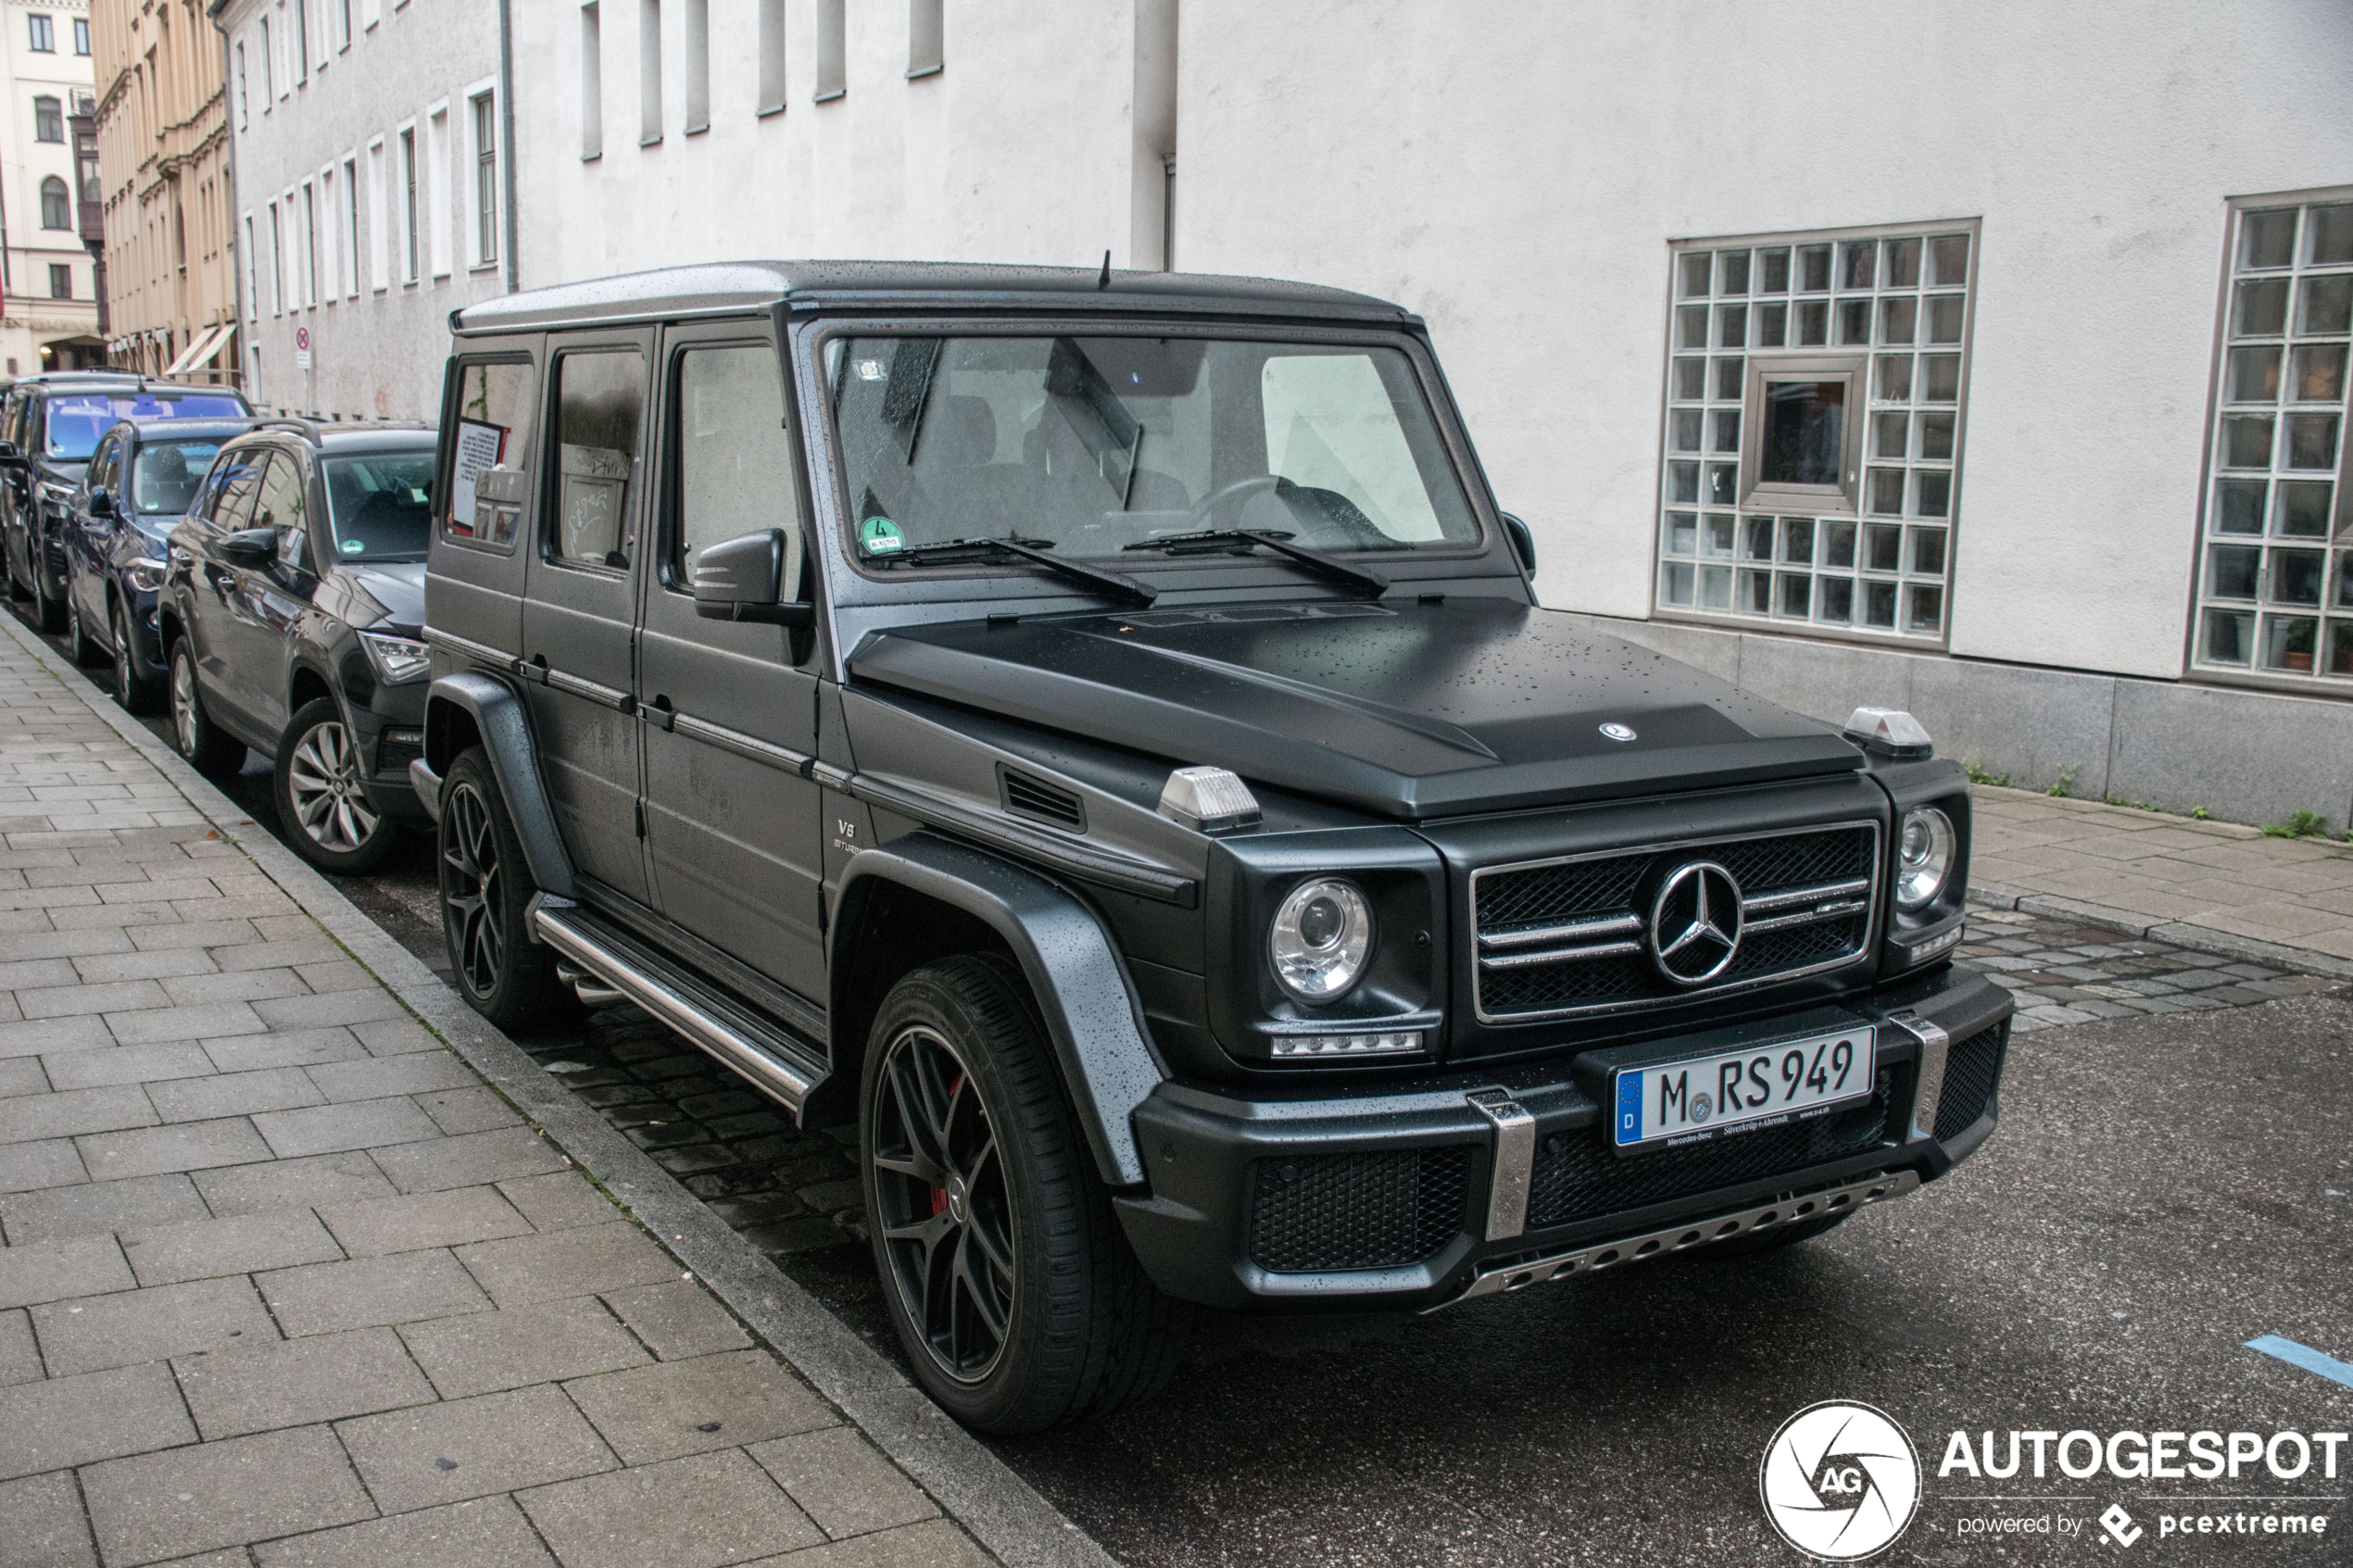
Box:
left=254, top=453, right=307, bottom=534
left=671, top=344, right=800, bottom=594
left=209, top=450, right=268, bottom=530
left=551, top=349, right=647, bottom=567
left=444, top=358, right=535, bottom=546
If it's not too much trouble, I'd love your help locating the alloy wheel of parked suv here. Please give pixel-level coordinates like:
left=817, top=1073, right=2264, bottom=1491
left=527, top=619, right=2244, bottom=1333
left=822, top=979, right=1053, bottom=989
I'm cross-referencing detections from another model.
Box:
left=111, top=602, right=161, bottom=714
left=862, top=956, right=1192, bottom=1434
left=436, top=747, right=561, bottom=1026
left=274, top=698, right=396, bottom=873
left=168, top=639, right=246, bottom=777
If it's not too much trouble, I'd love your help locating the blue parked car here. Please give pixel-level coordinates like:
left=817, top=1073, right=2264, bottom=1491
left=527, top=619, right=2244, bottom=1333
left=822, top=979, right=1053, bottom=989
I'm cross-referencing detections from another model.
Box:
left=62, top=414, right=258, bottom=713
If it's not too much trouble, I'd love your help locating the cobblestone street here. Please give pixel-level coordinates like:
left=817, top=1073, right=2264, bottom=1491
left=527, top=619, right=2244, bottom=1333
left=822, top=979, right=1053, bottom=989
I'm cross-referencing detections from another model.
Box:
left=1957, top=908, right=2335, bottom=1033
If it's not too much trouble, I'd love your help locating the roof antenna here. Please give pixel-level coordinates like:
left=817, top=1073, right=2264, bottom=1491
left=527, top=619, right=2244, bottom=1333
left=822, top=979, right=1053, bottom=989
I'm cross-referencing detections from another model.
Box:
left=1097, top=249, right=1113, bottom=290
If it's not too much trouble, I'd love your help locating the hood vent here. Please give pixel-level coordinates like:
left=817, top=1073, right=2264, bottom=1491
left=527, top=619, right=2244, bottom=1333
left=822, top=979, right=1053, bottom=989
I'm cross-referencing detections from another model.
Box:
left=1000, top=767, right=1086, bottom=833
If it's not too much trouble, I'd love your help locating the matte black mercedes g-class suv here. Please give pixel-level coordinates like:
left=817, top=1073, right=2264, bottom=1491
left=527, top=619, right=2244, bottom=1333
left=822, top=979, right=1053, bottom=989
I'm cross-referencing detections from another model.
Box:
left=413, top=262, right=2012, bottom=1434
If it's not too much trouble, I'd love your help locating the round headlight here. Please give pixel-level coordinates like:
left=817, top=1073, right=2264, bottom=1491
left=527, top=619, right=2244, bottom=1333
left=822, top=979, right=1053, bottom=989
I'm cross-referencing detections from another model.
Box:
left=1269, top=878, right=1374, bottom=1002
left=1896, top=806, right=1957, bottom=909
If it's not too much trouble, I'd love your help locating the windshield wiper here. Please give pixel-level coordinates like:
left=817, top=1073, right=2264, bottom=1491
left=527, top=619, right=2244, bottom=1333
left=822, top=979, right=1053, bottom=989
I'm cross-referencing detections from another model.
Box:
left=886, top=534, right=1159, bottom=607
left=1122, top=528, right=1389, bottom=597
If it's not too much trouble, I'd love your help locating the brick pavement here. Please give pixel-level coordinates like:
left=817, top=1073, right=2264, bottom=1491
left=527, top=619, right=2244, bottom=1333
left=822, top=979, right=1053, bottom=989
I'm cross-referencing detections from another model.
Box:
left=0, top=639, right=992, bottom=1563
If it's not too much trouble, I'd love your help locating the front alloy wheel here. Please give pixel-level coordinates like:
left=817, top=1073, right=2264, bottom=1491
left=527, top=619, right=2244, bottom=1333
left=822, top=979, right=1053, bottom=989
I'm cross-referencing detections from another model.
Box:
left=274, top=698, right=394, bottom=873
left=871, top=1024, right=1017, bottom=1384
left=435, top=746, right=560, bottom=1027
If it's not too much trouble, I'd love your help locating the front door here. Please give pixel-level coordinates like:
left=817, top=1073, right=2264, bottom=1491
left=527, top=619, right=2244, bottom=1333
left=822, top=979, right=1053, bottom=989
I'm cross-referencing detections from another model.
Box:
left=637, top=323, right=826, bottom=1001
left=520, top=334, right=655, bottom=906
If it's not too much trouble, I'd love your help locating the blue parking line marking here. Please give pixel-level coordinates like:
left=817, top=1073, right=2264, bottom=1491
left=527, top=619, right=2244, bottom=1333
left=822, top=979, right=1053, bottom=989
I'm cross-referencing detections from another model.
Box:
left=2245, top=1336, right=2353, bottom=1389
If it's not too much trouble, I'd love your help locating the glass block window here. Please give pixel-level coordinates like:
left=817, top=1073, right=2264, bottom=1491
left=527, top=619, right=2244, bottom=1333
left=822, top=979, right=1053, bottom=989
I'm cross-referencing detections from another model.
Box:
left=2193, top=194, right=2353, bottom=683
left=1655, top=221, right=1977, bottom=643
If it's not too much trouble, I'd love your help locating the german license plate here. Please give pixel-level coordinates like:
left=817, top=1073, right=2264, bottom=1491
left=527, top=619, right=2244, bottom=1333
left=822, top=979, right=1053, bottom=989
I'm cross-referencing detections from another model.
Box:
left=1611, top=1027, right=1876, bottom=1151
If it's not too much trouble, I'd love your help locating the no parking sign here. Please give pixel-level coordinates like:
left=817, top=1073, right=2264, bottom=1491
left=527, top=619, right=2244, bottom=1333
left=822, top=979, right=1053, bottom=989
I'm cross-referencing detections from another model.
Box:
left=295, top=325, right=312, bottom=370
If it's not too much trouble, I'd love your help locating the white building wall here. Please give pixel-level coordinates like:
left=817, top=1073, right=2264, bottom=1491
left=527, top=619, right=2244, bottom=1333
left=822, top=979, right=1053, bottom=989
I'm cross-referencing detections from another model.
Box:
left=220, top=0, right=499, bottom=420
left=0, top=0, right=99, bottom=374
left=512, top=0, right=1147, bottom=285
left=1173, top=0, right=2353, bottom=684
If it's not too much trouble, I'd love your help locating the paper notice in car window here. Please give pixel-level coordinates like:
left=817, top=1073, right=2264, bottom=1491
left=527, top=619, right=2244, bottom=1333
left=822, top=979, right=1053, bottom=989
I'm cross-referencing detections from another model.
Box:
left=448, top=419, right=509, bottom=542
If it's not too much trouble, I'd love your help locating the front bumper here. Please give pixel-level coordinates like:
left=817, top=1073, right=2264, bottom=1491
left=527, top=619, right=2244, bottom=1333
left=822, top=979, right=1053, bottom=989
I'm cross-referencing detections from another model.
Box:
left=347, top=689, right=430, bottom=824
left=1114, top=963, right=2012, bottom=1312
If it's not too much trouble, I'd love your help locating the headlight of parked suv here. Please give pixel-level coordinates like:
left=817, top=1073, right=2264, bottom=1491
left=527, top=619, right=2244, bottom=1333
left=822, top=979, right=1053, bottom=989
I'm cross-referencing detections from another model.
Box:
left=359, top=632, right=432, bottom=685
left=1269, top=877, right=1375, bottom=1002
left=1895, top=806, right=1957, bottom=909
left=127, top=556, right=168, bottom=593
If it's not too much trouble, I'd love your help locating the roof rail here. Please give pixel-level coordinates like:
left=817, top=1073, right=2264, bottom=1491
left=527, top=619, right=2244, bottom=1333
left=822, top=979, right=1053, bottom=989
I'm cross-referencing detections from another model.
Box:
left=253, top=416, right=323, bottom=444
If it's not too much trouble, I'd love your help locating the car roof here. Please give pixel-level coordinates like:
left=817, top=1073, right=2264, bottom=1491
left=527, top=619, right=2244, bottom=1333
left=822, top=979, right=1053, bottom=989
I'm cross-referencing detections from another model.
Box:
left=451, top=259, right=1418, bottom=336
left=229, top=421, right=435, bottom=457
left=110, top=416, right=259, bottom=443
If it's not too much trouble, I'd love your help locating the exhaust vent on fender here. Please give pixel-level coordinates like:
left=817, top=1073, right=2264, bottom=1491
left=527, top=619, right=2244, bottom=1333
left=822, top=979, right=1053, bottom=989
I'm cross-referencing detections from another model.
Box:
left=1000, top=766, right=1086, bottom=832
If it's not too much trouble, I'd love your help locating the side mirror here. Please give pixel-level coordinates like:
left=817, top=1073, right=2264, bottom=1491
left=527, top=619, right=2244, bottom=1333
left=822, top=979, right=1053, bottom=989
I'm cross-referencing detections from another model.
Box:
left=0, top=441, right=23, bottom=470
left=692, top=529, right=813, bottom=628
left=219, top=526, right=278, bottom=567
left=1500, top=511, right=1537, bottom=573
left=88, top=489, right=115, bottom=519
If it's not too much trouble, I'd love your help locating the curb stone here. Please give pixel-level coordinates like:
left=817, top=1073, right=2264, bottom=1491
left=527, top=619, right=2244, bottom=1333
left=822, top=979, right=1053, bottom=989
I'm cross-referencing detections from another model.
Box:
left=1966, top=886, right=2353, bottom=984
left=0, top=608, right=1116, bottom=1568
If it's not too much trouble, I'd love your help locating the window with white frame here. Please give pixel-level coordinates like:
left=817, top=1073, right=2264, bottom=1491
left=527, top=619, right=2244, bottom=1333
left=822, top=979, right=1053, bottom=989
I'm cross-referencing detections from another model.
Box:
left=815, top=0, right=844, bottom=102
left=469, top=92, right=497, bottom=266
left=27, top=14, right=52, bottom=52
left=294, top=0, right=308, bottom=82
left=72, top=17, right=87, bottom=54
left=302, top=180, right=318, bottom=306
left=366, top=136, right=387, bottom=290
left=580, top=4, right=602, bottom=159
left=638, top=0, right=661, bottom=144
left=426, top=103, right=450, bottom=278
left=755, top=0, right=785, bottom=115
left=683, top=0, right=708, bottom=134
left=236, top=44, right=248, bottom=128
left=397, top=124, right=417, bottom=282
left=342, top=152, right=359, bottom=295
left=269, top=201, right=284, bottom=314
left=1655, top=222, right=1977, bottom=642
left=259, top=18, right=273, bottom=102
left=2193, top=194, right=2353, bottom=682
left=243, top=211, right=258, bottom=320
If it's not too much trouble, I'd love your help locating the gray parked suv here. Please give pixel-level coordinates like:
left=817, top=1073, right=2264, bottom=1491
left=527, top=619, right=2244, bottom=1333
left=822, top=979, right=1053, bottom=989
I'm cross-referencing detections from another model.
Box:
left=414, top=262, right=2012, bottom=1434
left=161, top=420, right=437, bottom=872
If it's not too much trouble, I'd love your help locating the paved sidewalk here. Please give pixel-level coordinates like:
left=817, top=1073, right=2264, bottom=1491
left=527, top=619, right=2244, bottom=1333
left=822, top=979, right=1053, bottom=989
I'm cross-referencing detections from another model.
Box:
left=1970, top=785, right=2353, bottom=971
left=0, top=653, right=1004, bottom=1562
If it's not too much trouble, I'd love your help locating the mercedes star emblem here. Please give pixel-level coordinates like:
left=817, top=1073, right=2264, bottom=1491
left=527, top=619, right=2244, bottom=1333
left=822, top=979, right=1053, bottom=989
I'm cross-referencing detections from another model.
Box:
left=1599, top=722, right=1638, bottom=742
left=1649, top=860, right=1744, bottom=985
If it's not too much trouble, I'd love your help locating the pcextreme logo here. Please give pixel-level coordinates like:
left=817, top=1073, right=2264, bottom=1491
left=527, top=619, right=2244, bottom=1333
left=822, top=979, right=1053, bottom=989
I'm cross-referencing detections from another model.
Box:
left=1759, top=1401, right=1923, bottom=1561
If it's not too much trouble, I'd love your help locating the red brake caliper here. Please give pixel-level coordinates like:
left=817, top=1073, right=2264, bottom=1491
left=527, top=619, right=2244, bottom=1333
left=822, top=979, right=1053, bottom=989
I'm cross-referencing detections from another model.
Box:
left=928, top=1073, right=966, bottom=1217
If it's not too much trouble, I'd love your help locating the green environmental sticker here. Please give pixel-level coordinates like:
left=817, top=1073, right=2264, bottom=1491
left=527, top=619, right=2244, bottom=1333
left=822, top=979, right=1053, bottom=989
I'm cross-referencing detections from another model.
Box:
left=861, top=516, right=905, bottom=555
left=340, top=538, right=365, bottom=554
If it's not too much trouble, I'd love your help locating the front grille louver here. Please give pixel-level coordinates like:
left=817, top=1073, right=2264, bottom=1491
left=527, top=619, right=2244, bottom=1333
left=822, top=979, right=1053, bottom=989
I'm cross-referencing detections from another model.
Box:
left=1000, top=768, right=1086, bottom=832
left=1471, top=822, right=1880, bottom=1022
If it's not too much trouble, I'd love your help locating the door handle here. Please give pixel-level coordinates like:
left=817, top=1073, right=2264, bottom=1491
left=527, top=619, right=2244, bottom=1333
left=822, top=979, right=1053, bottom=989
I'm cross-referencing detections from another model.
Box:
left=645, top=694, right=675, bottom=732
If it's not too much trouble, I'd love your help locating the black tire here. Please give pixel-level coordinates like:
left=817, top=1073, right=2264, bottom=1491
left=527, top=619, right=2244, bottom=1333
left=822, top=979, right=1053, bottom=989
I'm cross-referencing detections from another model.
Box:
left=110, top=599, right=163, bottom=715
left=65, top=587, right=103, bottom=666
left=167, top=637, right=246, bottom=777
left=861, top=955, right=1192, bottom=1434
left=1700, top=1210, right=1853, bottom=1258
left=274, top=697, right=399, bottom=873
left=438, top=746, right=562, bottom=1028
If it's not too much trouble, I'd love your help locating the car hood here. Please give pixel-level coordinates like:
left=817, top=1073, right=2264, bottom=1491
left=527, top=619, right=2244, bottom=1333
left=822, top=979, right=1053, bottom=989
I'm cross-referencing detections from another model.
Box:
left=338, top=562, right=425, bottom=630
left=846, top=599, right=1862, bottom=819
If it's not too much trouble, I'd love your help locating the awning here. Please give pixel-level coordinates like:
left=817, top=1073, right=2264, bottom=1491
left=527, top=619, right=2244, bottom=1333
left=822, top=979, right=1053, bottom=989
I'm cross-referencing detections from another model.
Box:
left=163, top=323, right=234, bottom=378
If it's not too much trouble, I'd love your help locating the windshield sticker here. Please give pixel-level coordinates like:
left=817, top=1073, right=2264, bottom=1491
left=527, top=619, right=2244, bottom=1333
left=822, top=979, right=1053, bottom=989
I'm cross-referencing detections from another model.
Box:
left=341, top=538, right=365, bottom=554
left=861, top=516, right=905, bottom=555
left=855, top=358, right=888, bottom=382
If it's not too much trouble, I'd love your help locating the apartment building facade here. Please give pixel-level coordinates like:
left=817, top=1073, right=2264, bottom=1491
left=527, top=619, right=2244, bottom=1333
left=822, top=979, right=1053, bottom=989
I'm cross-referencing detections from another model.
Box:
left=495, top=0, right=2353, bottom=826
left=89, top=0, right=236, bottom=382
left=0, top=0, right=101, bottom=373
left=215, top=0, right=506, bottom=420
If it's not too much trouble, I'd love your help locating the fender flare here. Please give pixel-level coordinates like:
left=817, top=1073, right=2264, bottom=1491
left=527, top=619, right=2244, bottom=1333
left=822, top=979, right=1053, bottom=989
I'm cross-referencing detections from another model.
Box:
left=422, top=670, right=576, bottom=899
left=834, top=834, right=1164, bottom=1187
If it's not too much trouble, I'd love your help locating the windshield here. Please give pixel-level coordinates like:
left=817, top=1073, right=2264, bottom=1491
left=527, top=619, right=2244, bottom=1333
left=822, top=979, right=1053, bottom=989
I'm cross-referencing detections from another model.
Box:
left=128, top=439, right=225, bottom=516
left=322, top=451, right=434, bottom=560
left=827, top=334, right=1481, bottom=562
left=44, top=392, right=247, bottom=460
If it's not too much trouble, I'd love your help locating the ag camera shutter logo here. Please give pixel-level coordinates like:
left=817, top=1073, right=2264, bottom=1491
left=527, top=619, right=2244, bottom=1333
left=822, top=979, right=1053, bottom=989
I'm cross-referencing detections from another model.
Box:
left=1759, top=1401, right=1921, bottom=1560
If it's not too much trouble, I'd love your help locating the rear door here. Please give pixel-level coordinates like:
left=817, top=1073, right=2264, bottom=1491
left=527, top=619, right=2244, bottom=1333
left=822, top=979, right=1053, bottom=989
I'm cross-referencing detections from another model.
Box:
left=519, top=333, right=655, bottom=905
left=637, top=320, right=826, bottom=1001
left=178, top=445, right=267, bottom=729
left=213, top=450, right=309, bottom=741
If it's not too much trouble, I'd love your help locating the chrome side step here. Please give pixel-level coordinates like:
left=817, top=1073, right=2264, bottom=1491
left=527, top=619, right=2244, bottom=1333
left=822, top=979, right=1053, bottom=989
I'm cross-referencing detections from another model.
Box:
left=1423, top=1168, right=1921, bottom=1313
left=528, top=898, right=828, bottom=1121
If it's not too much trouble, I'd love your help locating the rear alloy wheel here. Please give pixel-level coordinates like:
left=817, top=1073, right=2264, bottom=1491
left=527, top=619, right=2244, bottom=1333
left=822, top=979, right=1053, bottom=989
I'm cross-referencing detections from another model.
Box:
left=111, top=601, right=163, bottom=715
left=273, top=697, right=396, bottom=873
left=168, top=639, right=246, bottom=777
left=862, top=956, right=1193, bottom=1433
left=65, top=591, right=102, bottom=666
left=437, top=746, right=561, bottom=1027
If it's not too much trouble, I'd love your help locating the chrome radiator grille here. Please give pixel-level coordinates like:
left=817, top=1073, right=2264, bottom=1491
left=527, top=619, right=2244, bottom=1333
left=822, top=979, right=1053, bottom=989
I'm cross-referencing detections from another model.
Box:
left=1471, top=822, right=1881, bottom=1022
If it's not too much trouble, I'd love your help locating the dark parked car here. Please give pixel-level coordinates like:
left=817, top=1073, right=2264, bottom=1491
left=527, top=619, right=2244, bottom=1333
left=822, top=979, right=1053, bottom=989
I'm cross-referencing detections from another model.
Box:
left=160, top=420, right=438, bottom=872
left=414, top=262, right=2013, bottom=1434
left=0, top=375, right=250, bottom=630
left=62, top=415, right=260, bottom=712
